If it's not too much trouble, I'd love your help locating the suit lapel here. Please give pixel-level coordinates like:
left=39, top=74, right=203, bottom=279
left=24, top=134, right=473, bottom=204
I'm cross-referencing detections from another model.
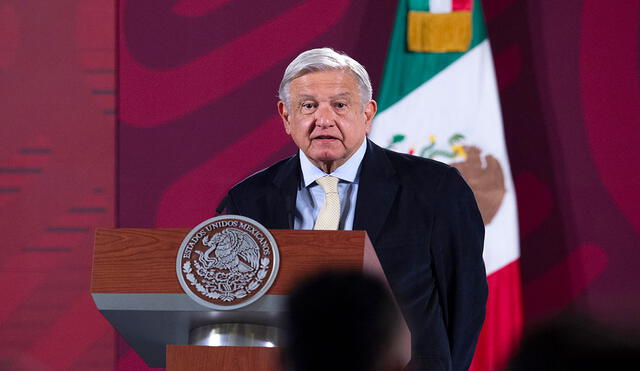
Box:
left=270, top=154, right=300, bottom=229
left=353, top=140, right=399, bottom=244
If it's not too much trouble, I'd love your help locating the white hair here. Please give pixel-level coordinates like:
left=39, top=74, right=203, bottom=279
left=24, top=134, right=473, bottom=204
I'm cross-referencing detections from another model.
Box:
left=278, top=47, right=373, bottom=109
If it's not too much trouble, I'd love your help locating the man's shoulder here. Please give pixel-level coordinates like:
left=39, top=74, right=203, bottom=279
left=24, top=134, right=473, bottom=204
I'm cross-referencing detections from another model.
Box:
left=229, top=155, right=297, bottom=195
left=375, top=144, right=455, bottom=182
left=376, top=145, right=477, bottom=211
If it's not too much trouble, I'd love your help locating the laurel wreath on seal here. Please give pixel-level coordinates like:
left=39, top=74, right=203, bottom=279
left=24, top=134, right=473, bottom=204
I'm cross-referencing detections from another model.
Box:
left=183, top=258, right=270, bottom=302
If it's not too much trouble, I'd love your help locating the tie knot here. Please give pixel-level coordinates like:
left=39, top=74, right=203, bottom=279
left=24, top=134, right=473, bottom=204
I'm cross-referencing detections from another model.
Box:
left=316, top=176, right=339, bottom=194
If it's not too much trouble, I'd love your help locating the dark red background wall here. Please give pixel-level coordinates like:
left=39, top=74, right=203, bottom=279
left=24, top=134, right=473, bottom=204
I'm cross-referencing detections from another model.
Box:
left=489, top=1, right=640, bottom=325
left=1, top=0, right=638, bottom=370
left=0, top=0, right=115, bottom=369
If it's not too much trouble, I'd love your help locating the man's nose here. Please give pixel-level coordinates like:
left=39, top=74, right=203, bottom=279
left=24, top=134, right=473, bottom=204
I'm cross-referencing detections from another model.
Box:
left=314, top=104, right=335, bottom=127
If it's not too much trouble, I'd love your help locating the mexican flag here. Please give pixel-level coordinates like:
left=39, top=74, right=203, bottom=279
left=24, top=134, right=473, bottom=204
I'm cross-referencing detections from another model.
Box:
left=369, top=0, right=523, bottom=370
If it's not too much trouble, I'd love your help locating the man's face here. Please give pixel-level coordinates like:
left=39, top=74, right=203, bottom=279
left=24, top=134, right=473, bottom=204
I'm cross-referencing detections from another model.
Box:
left=278, top=70, right=377, bottom=173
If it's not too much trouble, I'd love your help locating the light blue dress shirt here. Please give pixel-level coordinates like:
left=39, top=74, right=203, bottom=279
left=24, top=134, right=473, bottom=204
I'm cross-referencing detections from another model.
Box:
left=294, top=140, right=367, bottom=230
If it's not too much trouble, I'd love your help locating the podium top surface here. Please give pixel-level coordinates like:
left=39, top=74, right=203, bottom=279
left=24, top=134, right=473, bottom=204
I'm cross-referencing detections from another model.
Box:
left=92, top=228, right=373, bottom=295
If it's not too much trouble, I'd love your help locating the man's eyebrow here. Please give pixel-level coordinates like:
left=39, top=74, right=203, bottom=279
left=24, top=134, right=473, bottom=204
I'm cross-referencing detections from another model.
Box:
left=294, top=93, right=353, bottom=101
left=296, top=94, right=316, bottom=101
left=331, top=93, right=352, bottom=99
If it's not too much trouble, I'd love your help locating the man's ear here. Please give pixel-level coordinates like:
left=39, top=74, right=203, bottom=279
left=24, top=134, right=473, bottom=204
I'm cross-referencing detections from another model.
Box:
left=278, top=101, right=291, bottom=135
left=364, top=100, right=377, bottom=134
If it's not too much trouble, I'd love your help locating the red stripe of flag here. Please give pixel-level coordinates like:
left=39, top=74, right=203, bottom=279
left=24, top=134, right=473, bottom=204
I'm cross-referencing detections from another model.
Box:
left=469, top=259, right=524, bottom=371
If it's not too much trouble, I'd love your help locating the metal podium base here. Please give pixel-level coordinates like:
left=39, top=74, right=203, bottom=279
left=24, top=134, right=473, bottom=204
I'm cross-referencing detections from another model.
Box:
left=189, top=323, right=283, bottom=347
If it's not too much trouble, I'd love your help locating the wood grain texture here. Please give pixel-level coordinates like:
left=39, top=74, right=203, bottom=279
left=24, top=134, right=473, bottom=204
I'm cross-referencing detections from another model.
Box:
left=166, top=345, right=281, bottom=371
left=92, top=228, right=368, bottom=294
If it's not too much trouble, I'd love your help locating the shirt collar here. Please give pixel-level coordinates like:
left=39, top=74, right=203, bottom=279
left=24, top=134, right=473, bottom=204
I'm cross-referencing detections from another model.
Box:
left=299, top=139, right=367, bottom=187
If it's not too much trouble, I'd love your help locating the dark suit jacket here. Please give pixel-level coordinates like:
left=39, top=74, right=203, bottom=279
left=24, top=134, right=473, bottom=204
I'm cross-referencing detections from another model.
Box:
left=225, top=139, right=487, bottom=371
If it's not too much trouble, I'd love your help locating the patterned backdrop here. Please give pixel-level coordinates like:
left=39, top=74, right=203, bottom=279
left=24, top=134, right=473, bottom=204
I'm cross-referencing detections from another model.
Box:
left=0, top=0, right=115, bottom=369
left=0, top=0, right=638, bottom=370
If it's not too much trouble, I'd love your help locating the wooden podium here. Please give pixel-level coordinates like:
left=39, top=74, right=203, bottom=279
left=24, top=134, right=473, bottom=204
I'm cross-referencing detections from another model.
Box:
left=91, top=228, right=395, bottom=370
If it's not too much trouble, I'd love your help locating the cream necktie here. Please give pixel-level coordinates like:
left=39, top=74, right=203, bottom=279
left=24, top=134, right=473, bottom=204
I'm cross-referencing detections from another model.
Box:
left=314, top=176, right=341, bottom=230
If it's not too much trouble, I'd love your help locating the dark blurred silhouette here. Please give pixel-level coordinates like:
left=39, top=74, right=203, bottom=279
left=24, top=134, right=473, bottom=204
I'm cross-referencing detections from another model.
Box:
left=507, top=314, right=640, bottom=371
left=282, top=270, right=406, bottom=371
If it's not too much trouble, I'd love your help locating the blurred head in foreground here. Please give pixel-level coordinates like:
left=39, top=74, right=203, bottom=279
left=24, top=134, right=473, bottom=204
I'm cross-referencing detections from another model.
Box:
left=283, top=270, right=405, bottom=371
left=507, top=314, right=640, bottom=371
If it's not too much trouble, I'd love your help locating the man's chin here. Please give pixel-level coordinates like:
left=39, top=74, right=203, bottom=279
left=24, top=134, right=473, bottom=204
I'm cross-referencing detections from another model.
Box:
left=305, top=151, right=347, bottom=170
left=308, top=152, right=343, bottom=163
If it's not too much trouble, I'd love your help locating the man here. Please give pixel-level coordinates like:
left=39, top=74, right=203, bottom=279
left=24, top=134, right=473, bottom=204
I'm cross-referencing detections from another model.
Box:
left=223, top=48, right=487, bottom=371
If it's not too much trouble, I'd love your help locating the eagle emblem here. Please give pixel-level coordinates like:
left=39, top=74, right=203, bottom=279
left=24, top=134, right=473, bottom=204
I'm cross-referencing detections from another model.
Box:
left=198, top=229, right=260, bottom=274
left=176, top=216, right=279, bottom=310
